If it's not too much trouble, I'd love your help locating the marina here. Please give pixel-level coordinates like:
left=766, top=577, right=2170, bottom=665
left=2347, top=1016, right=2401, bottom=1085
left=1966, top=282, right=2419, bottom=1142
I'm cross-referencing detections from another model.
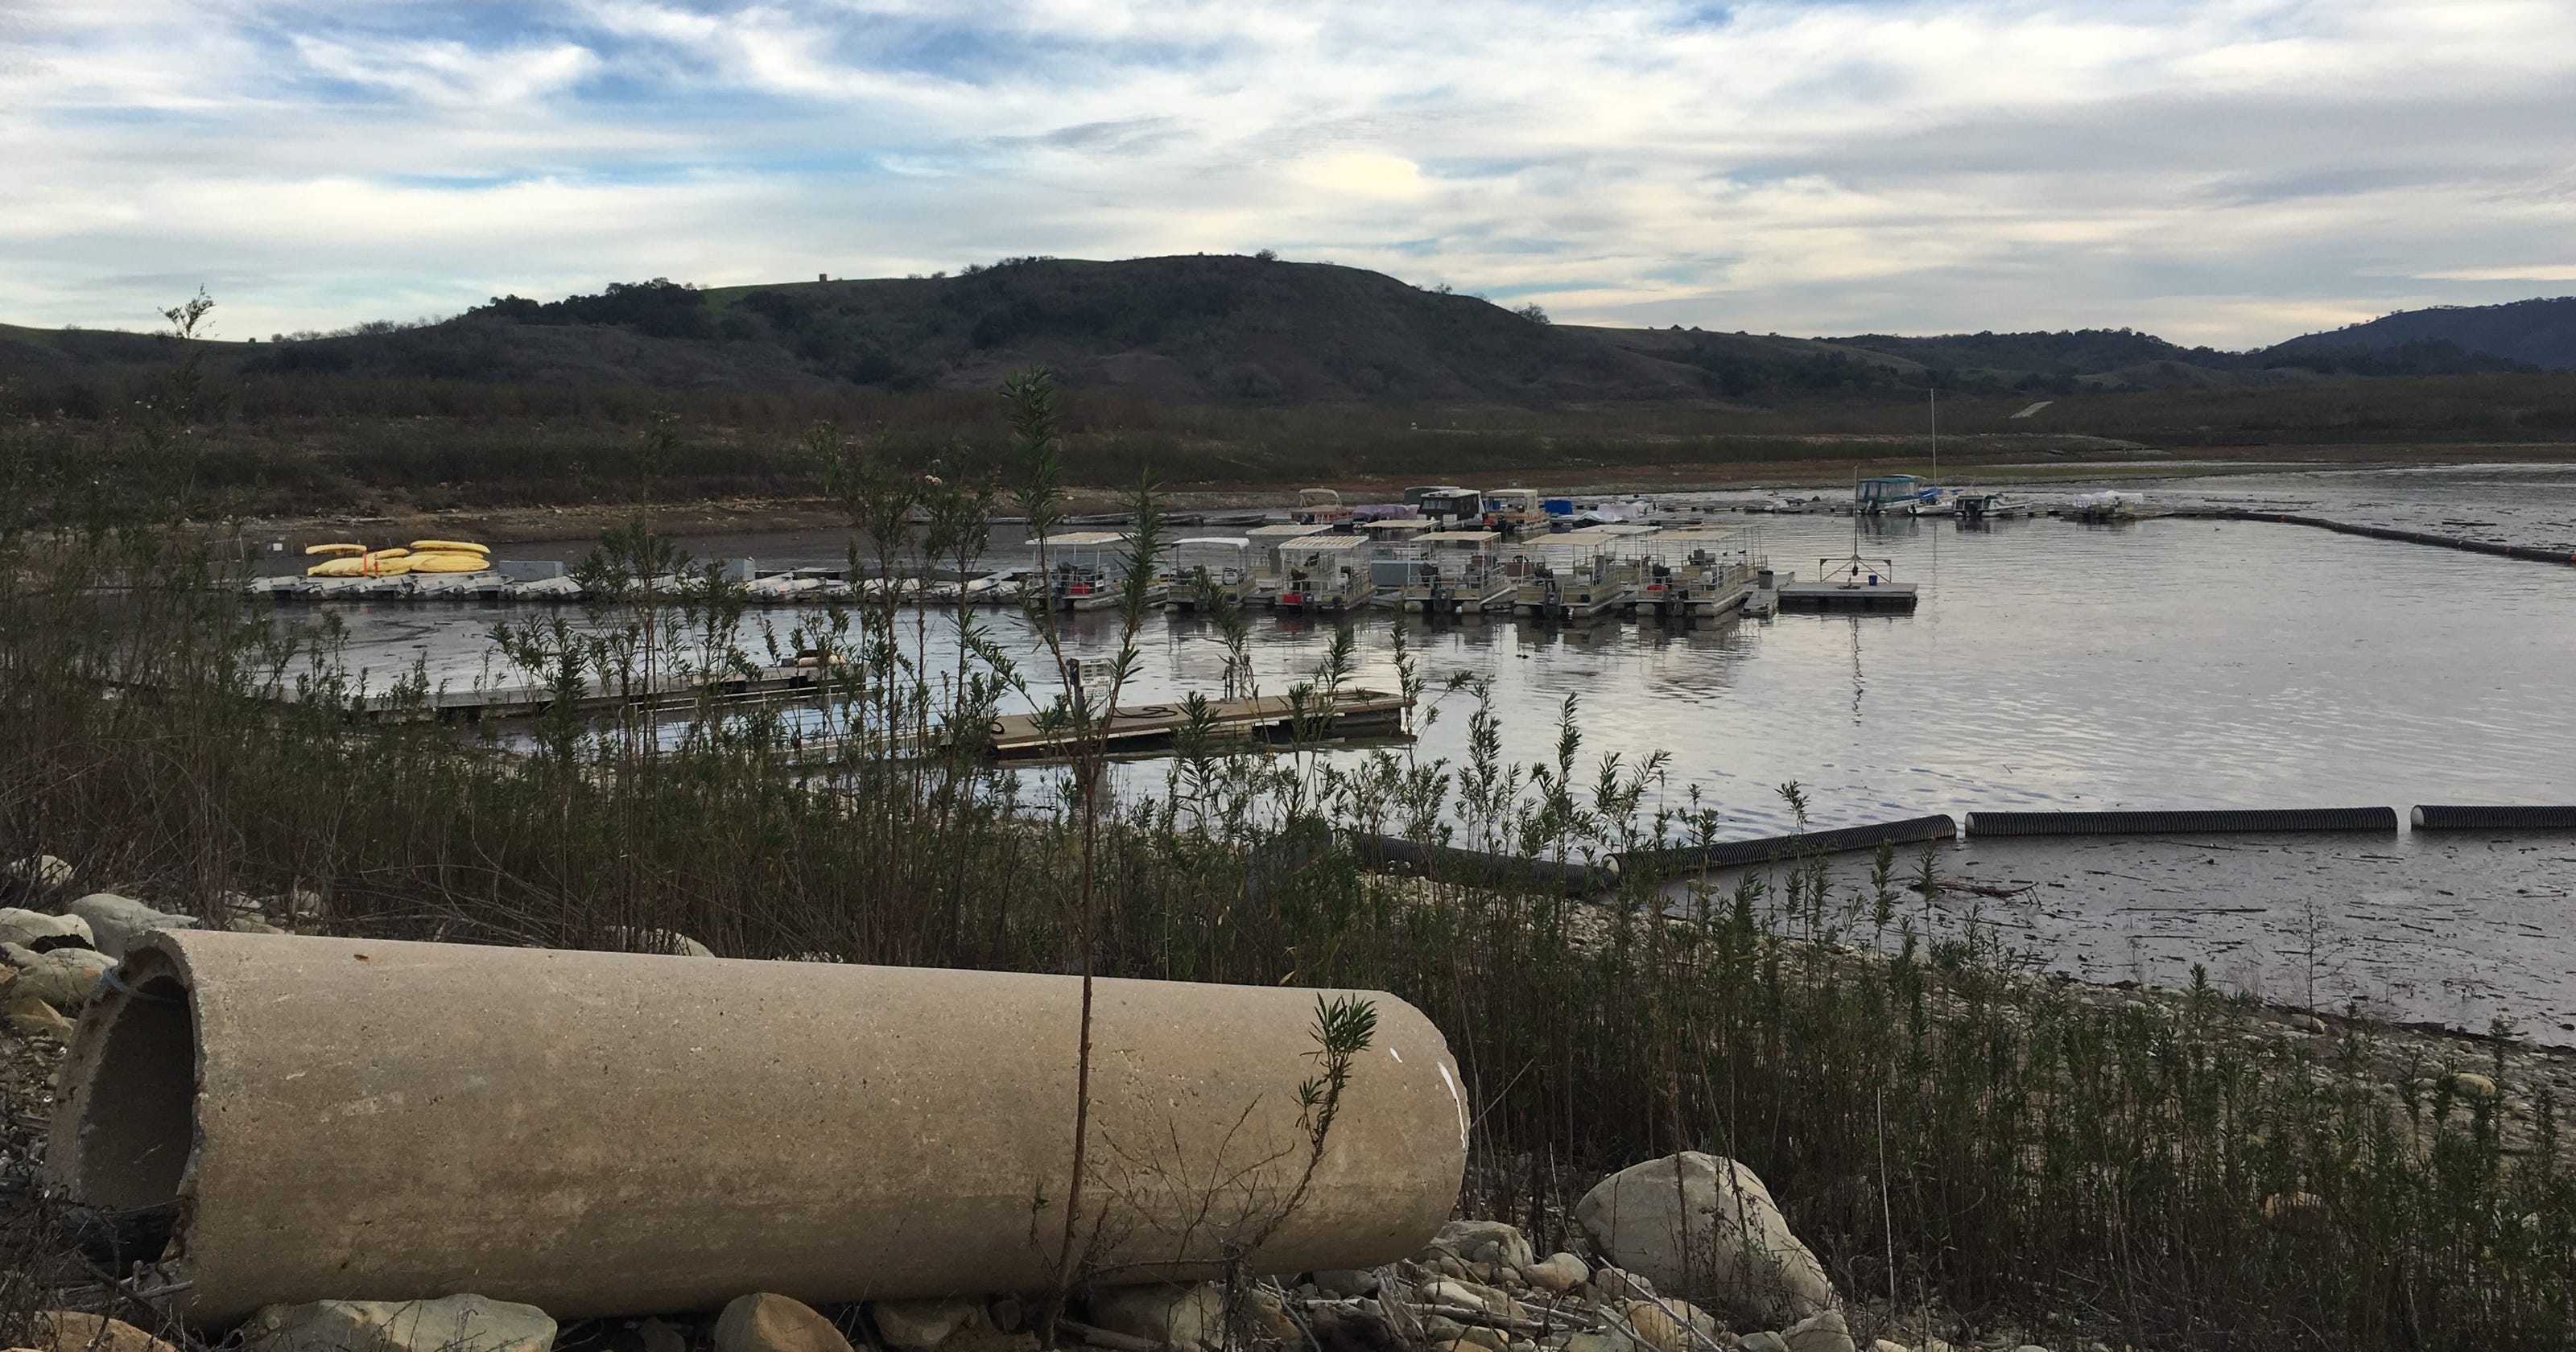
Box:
left=282, top=464, right=2576, bottom=1041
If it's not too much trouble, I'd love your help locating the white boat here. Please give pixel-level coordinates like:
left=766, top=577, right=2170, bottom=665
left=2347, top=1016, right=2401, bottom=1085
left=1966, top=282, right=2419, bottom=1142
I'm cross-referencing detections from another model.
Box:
left=1035, top=530, right=1154, bottom=612
left=1512, top=530, right=1632, bottom=620
left=1269, top=534, right=1375, bottom=612
left=1955, top=492, right=2037, bottom=522
left=1397, top=530, right=1515, bottom=614
left=1161, top=537, right=1255, bottom=612
left=1628, top=530, right=1760, bottom=620
left=1292, top=488, right=1354, bottom=529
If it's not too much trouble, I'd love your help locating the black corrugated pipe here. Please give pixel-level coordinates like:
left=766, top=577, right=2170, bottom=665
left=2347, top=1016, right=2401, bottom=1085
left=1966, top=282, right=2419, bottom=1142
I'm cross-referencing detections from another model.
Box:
left=1965, top=807, right=2398, bottom=836
left=1619, top=814, right=1958, bottom=876
left=2412, top=805, right=2576, bottom=831
left=1346, top=833, right=1619, bottom=895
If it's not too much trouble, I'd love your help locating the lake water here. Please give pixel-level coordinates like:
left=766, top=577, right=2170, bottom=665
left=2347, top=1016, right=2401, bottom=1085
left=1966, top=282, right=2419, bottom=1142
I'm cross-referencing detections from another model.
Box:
left=301, top=463, right=2576, bottom=1040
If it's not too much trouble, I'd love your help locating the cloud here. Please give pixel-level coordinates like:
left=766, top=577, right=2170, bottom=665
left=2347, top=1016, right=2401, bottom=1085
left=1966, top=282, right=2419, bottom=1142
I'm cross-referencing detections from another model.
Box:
left=5, top=0, right=2575, bottom=346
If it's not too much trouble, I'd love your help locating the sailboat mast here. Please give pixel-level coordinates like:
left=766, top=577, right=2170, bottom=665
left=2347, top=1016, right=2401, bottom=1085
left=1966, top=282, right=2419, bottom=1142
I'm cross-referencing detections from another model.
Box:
left=1929, top=385, right=1938, bottom=487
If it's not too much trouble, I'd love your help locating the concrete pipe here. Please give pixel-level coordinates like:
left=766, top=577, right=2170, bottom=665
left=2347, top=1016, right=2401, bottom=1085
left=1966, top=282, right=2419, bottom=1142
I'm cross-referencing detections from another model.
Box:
left=48, top=932, right=1469, bottom=1324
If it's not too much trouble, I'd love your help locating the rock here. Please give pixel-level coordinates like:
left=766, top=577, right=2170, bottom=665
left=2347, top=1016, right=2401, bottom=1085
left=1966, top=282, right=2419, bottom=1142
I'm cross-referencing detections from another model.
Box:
left=1587, top=1267, right=1653, bottom=1304
left=2, top=946, right=113, bottom=1010
left=1084, top=1283, right=1224, bottom=1349
left=1737, top=1336, right=1789, bottom=1352
left=1523, top=1252, right=1591, bottom=1295
left=30, top=1313, right=176, bottom=1352
left=2289, top=1013, right=2328, bottom=1033
left=227, top=914, right=290, bottom=934
left=243, top=1296, right=556, bottom=1352
left=1305, top=1304, right=1405, bottom=1352
left=1313, top=1268, right=1381, bottom=1299
left=1421, top=1317, right=1468, bottom=1345
left=2454, top=1072, right=2500, bottom=1100
left=601, top=925, right=716, bottom=958
left=67, top=893, right=198, bottom=960
left=714, top=1295, right=850, bottom=1352
left=1564, top=1334, right=1636, bottom=1352
left=6, top=993, right=75, bottom=1040
left=1422, top=1279, right=1512, bottom=1316
left=1239, top=1288, right=1302, bottom=1346
left=1431, top=1218, right=1537, bottom=1271
left=271, top=886, right=328, bottom=925
left=1869, top=1342, right=1912, bottom=1352
left=2, top=855, right=74, bottom=889
left=872, top=1297, right=979, bottom=1350
left=1575, top=1152, right=1838, bottom=1325
left=1618, top=1302, right=1684, bottom=1352
left=1781, top=1309, right=1854, bottom=1352
left=637, top=1318, right=687, bottom=1352
left=0, top=908, right=92, bottom=950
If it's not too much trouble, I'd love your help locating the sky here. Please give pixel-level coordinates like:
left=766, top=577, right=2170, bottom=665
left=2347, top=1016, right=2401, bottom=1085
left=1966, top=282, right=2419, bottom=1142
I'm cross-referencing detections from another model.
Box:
left=6, top=0, right=2575, bottom=348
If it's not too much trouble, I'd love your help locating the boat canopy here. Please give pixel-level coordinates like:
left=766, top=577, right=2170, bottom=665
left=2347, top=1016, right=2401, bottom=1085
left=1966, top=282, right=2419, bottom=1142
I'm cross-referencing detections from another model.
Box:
left=1035, top=530, right=1127, bottom=548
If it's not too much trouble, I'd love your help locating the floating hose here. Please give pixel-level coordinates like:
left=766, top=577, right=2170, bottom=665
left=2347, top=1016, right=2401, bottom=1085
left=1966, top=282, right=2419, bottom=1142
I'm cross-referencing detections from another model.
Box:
left=2410, top=805, right=2576, bottom=831
left=1347, top=833, right=1619, bottom=895
left=2214, top=511, right=2576, bottom=567
left=1619, top=814, right=1958, bottom=876
left=1964, top=807, right=2399, bottom=836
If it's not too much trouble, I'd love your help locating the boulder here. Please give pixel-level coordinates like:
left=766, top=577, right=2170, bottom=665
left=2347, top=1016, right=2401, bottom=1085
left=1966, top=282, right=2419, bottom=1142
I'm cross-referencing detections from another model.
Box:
left=1781, top=1309, right=1853, bottom=1352
left=1237, top=1289, right=1302, bottom=1346
left=2454, top=1072, right=2500, bottom=1101
left=872, top=1298, right=979, bottom=1351
left=0, top=908, right=92, bottom=950
left=714, top=1294, right=851, bottom=1352
left=2, top=855, right=74, bottom=889
left=1564, top=1334, right=1637, bottom=1352
left=2, top=946, right=113, bottom=1010
left=1737, top=1336, right=1789, bottom=1352
left=6, top=992, right=75, bottom=1040
left=1618, top=1302, right=1684, bottom=1352
left=1312, top=1268, right=1381, bottom=1299
left=67, top=893, right=198, bottom=960
left=1420, top=1279, right=1511, bottom=1317
left=1575, top=1152, right=1837, bottom=1325
left=1430, top=1218, right=1536, bottom=1271
left=1523, top=1252, right=1591, bottom=1295
left=1084, top=1284, right=1224, bottom=1349
left=242, top=1296, right=555, bottom=1352
left=637, top=1318, right=688, bottom=1352
left=29, top=1312, right=177, bottom=1352
left=1303, top=1302, right=1404, bottom=1352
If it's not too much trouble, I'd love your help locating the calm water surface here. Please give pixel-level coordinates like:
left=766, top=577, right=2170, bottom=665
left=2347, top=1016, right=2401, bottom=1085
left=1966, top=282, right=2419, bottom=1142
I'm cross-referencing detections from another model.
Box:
left=308, top=464, right=2576, bottom=1037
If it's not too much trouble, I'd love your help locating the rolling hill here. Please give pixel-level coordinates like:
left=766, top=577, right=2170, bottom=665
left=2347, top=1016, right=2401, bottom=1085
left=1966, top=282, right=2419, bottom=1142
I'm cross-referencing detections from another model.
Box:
left=0, top=255, right=2557, bottom=407
left=2268, top=297, right=2576, bottom=371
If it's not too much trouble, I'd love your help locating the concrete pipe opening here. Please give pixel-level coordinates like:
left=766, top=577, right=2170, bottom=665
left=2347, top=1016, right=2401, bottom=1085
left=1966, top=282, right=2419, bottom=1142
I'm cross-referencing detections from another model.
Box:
left=54, top=947, right=196, bottom=1222
left=50, top=932, right=1468, bottom=1325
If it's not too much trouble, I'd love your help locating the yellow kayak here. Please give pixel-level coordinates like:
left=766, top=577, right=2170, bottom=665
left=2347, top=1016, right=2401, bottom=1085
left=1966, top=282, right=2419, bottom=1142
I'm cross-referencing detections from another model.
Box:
left=306, top=557, right=362, bottom=577
left=305, top=542, right=365, bottom=557
left=410, top=539, right=490, bottom=555
left=407, top=552, right=491, bottom=573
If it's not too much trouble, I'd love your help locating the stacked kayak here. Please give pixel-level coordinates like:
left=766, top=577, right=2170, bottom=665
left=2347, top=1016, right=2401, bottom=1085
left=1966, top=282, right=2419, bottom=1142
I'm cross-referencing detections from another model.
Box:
left=305, top=540, right=491, bottom=578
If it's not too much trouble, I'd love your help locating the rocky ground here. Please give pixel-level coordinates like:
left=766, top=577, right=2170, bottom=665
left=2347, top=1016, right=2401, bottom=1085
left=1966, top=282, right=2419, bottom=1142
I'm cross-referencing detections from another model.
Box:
left=8, top=857, right=2573, bottom=1352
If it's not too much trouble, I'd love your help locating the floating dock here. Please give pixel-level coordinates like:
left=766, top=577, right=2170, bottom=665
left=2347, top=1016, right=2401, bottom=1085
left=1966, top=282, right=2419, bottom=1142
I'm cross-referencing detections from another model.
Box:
left=980, top=689, right=1410, bottom=762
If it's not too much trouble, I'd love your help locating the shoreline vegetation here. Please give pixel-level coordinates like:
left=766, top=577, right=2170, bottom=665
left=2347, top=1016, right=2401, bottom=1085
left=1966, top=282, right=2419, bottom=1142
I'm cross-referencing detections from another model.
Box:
left=6, top=364, right=2574, bottom=1350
